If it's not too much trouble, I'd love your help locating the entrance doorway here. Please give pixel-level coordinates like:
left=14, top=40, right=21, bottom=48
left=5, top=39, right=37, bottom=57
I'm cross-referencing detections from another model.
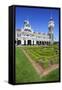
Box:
left=17, top=40, right=21, bottom=45
left=36, top=41, right=39, bottom=45
left=27, top=40, right=31, bottom=45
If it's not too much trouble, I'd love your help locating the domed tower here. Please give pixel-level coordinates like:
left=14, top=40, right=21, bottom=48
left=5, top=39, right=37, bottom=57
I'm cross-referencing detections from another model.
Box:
left=23, top=20, right=32, bottom=32
left=48, top=17, right=55, bottom=45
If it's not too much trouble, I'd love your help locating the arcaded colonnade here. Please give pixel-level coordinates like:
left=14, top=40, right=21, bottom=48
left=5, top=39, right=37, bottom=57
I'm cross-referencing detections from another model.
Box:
left=16, top=39, right=50, bottom=46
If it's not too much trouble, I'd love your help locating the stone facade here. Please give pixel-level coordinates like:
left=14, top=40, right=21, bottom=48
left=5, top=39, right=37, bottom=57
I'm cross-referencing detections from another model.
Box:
left=16, top=17, right=54, bottom=46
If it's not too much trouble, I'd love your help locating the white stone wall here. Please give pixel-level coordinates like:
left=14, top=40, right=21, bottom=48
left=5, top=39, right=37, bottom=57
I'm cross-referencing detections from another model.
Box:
left=16, top=30, right=52, bottom=45
left=21, top=39, right=24, bottom=45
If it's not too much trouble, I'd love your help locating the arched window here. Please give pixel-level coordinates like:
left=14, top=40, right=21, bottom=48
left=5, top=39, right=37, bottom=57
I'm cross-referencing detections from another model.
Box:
left=17, top=40, right=21, bottom=45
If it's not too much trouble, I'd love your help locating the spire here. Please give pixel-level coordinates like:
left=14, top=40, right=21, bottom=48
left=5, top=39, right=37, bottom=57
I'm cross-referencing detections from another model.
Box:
left=50, top=16, right=53, bottom=21
left=49, top=9, right=53, bottom=21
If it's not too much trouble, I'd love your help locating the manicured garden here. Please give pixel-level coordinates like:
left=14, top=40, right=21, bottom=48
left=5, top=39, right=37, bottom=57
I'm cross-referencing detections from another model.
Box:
left=23, top=44, right=59, bottom=68
left=16, top=44, right=59, bottom=83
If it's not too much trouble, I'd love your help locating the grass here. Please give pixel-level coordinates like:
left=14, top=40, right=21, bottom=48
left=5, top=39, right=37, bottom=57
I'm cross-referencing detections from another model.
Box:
left=23, top=45, right=59, bottom=68
left=16, top=44, right=59, bottom=83
left=16, top=47, right=41, bottom=83
left=41, top=68, right=59, bottom=81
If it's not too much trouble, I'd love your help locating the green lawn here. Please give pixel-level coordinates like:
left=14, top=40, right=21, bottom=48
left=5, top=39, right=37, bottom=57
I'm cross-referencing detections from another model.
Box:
left=41, top=68, right=59, bottom=81
left=16, top=47, right=41, bottom=83
left=16, top=45, right=59, bottom=83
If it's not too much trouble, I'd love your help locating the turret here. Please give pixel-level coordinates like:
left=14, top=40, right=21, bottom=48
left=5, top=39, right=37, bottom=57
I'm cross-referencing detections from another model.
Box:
left=48, top=17, right=55, bottom=44
left=23, top=20, right=32, bottom=32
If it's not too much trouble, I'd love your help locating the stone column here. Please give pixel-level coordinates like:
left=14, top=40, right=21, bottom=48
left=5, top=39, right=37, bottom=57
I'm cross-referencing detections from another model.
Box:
left=34, top=40, right=36, bottom=45
left=31, top=40, right=33, bottom=45
left=26, top=40, right=27, bottom=45
left=21, top=39, right=24, bottom=45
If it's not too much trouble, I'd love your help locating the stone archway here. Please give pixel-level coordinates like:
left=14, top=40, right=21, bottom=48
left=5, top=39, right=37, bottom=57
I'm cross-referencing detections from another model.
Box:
left=42, top=41, right=44, bottom=45
left=27, top=40, right=31, bottom=45
left=36, top=41, right=39, bottom=45
left=17, top=40, right=21, bottom=45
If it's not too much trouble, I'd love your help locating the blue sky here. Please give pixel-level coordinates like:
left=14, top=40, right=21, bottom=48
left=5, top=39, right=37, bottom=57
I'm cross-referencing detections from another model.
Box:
left=15, top=7, right=59, bottom=41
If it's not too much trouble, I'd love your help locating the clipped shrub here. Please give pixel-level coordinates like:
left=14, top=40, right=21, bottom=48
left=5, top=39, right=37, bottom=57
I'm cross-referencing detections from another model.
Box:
left=49, top=56, right=59, bottom=65
left=38, top=58, right=50, bottom=68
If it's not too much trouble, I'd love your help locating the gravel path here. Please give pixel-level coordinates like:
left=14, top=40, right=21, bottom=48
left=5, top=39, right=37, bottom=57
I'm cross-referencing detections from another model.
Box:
left=22, top=48, right=59, bottom=76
